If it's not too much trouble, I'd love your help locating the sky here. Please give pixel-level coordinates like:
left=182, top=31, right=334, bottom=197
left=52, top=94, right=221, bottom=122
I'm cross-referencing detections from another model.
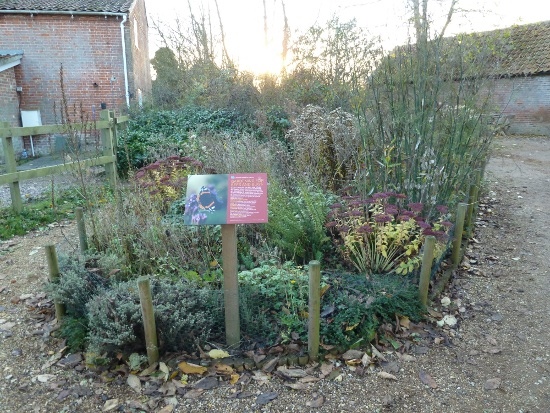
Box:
left=144, top=0, right=550, bottom=74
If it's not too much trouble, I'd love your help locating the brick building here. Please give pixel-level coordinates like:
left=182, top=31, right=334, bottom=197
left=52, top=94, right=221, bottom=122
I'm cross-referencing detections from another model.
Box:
left=0, top=0, right=151, bottom=156
left=484, top=21, right=550, bottom=135
left=0, top=50, right=24, bottom=154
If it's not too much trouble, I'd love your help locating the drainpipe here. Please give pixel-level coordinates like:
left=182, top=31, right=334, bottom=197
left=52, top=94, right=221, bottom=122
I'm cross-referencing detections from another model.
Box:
left=119, top=14, right=130, bottom=108
left=1, top=9, right=131, bottom=108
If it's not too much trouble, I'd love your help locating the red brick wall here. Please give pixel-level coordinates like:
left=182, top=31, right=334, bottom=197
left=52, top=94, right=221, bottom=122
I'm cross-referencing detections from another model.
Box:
left=0, top=66, right=24, bottom=162
left=129, top=0, right=152, bottom=102
left=0, top=66, right=21, bottom=126
left=0, top=10, right=151, bottom=124
left=490, top=75, right=550, bottom=135
left=0, top=13, right=127, bottom=124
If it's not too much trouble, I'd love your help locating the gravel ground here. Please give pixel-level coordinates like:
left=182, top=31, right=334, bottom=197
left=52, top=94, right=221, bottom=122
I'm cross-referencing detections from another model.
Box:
left=0, top=136, right=549, bottom=413
left=0, top=155, right=79, bottom=208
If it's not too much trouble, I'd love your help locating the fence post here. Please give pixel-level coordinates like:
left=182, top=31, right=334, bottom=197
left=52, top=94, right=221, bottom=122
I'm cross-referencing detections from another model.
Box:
left=75, top=207, right=88, bottom=254
left=100, top=109, right=117, bottom=187
left=1, top=123, right=23, bottom=213
left=465, top=171, right=482, bottom=237
left=137, top=277, right=159, bottom=366
left=45, top=244, right=66, bottom=321
left=308, top=260, right=321, bottom=361
left=451, top=203, right=468, bottom=268
left=418, top=236, right=435, bottom=306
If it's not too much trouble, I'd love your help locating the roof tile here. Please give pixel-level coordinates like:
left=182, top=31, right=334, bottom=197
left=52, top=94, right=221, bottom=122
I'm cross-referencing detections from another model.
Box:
left=457, top=20, right=550, bottom=76
left=0, top=0, right=134, bottom=13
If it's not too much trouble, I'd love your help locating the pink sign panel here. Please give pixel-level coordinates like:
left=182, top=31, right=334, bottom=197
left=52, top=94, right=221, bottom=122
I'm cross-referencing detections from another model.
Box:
left=227, top=173, right=268, bottom=224
left=184, top=173, right=268, bottom=225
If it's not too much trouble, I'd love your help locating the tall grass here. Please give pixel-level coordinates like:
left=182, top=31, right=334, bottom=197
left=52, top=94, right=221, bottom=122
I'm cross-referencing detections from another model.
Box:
left=352, top=37, right=496, bottom=212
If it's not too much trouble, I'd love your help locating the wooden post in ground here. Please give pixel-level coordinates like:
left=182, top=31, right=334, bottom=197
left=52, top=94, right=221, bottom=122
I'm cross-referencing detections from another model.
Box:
left=45, top=244, right=66, bottom=320
left=1, top=122, right=22, bottom=213
left=75, top=207, right=88, bottom=254
left=451, top=203, right=468, bottom=268
left=100, top=109, right=117, bottom=188
left=222, top=224, right=240, bottom=347
left=418, top=236, right=435, bottom=306
left=222, top=224, right=240, bottom=346
left=308, top=260, right=321, bottom=361
left=137, top=277, right=159, bottom=366
left=465, top=171, right=482, bottom=237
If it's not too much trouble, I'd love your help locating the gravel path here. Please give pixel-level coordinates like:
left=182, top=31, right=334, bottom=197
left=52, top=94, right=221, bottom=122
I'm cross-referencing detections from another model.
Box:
left=0, top=156, right=79, bottom=208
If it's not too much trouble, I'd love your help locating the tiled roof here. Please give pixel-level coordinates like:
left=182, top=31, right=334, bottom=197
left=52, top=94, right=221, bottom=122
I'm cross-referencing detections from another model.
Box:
left=0, top=0, right=134, bottom=13
left=458, top=20, right=550, bottom=76
left=0, top=50, right=23, bottom=72
left=0, top=50, right=24, bottom=58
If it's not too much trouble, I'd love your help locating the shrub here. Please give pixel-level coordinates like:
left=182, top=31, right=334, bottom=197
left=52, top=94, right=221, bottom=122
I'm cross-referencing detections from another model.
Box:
left=89, top=183, right=223, bottom=279
left=320, top=273, right=424, bottom=348
left=239, top=262, right=325, bottom=343
left=117, top=107, right=257, bottom=176
left=327, top=192, right=452, bottom=276
left=285, top=105, right=360, bottom=192
left=86, top=278, right=222, bottom=355
left=86, top=280, right=143, bottom=354
left=151, top=280, right=223, bottom=351
left=134, top=156, right=208, bottom=213
left=46, top=254, right=109, bottom=318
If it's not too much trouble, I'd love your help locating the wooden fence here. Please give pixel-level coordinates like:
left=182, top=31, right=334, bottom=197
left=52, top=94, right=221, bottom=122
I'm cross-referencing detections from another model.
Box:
left=0, top=109, right=128, bottom=212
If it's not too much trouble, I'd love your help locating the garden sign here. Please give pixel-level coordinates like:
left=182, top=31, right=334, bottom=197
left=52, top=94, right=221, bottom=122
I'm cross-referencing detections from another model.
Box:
left=184, top=173, right=268, bottom=346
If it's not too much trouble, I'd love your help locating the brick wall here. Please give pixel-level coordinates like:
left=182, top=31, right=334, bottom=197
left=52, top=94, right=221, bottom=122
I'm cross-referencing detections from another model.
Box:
left=0, top=10, right=152, bottom=120
left=491, top=75, right=550, bottom=135
left=0, top=66, right=21, bottom=126
left=129, top=0, right=152, bottom=102
left=0, top=13, right=128, bottom=125
left=0, top=66, right=24, bottom=162
left=0, top=9, right=152, bottom=155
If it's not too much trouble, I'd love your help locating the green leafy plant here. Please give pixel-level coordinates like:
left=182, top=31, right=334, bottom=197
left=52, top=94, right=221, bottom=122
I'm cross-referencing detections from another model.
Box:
left=327, top=192, right=452, bottom=276
left=239, top=262, right=327, bottom=342
left=59, top=316, right=89, bottom=352
left=265, top=180, right=335, bottom=264
left=0, top=189, right=82, bottom=240
left=117, top=106, right=257, bottom=176
left=320, top=273, right=425, bottom=348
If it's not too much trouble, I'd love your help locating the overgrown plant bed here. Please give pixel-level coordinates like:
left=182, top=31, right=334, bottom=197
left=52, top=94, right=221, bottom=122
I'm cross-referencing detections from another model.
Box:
left=39, top=142, right=466, bottom=371
left=49, top=259, right=428, bottom=359
left=46, top=184, right=457, bottom=369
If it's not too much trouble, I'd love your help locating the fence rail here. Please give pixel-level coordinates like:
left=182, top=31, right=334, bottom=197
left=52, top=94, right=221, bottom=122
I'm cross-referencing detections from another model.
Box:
left=0, top=109, right=127, bottom=212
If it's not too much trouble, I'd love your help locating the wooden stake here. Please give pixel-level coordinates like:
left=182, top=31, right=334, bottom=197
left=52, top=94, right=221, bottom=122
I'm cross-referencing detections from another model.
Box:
left=308, top=260, right=321, bottom=361
left=100, top=109, right=117, bottom=188
left=137, top=277, right=159, bottom=365
left=465, top=171, right=482, bottom=237
left=1, top=125, right=23, bottom=213
left=222, top=224, right=240, bottom=347
left=418, top=236, right=435, bottom=306
left=451, top=203, right=468, bottom=268
left=75, top=207, right=88, bottom=254
left=45, top=244, right=66, bottom=320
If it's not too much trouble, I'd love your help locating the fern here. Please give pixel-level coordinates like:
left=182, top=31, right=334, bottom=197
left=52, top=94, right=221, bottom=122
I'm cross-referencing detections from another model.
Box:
left=265, top=180, right=334, bottom=264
